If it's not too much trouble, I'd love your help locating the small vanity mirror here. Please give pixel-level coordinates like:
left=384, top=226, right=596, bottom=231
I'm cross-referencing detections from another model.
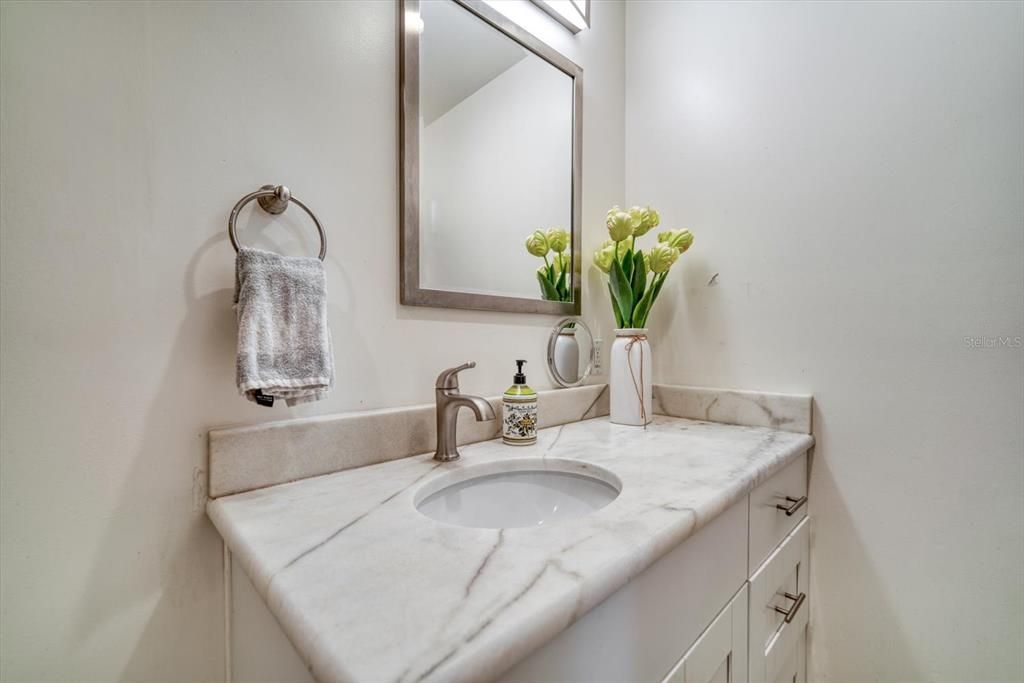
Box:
left=400, top=0, right=582, bottom=314
left=547, top=317, right=594, bottom=387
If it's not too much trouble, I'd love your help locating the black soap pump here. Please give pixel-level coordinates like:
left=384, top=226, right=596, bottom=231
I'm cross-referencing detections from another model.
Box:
left=502, top=360, right=538, bottom=445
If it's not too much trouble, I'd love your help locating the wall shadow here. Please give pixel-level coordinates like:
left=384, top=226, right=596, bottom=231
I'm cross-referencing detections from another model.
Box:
left=68, top=228, right=370, bottom=681
left=806, top=402, right=923, bottom=682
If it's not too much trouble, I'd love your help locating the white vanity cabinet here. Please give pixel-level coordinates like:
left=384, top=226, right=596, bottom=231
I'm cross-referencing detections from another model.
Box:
left=749, top=519, right=809, bottom=683
left=229, top=450, right=812, bottom=683
left=212, top=388, right=816, bottom=683
left=660, top=453, right=809, bottom=683
left=500, top=451, right=811, bottom=683
left=747, top=458, right=809, bottom=683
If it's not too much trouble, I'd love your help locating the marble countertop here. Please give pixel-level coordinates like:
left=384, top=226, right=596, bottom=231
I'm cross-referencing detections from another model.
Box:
left=208, top=415, right=814, bottom=683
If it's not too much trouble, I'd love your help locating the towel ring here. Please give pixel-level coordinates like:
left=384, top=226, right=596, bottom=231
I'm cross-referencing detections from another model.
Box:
left=228, top=184, right=327, bottom=260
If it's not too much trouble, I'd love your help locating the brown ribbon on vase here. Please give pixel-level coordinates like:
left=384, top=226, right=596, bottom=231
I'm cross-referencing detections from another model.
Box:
left=624, top=334, right=648, bottom=429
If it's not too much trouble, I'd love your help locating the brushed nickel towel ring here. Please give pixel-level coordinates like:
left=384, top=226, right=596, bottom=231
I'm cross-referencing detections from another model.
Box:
left=228, top=184, right=327, bottom=260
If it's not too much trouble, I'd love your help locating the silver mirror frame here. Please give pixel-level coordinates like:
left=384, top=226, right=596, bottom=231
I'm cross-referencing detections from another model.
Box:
left=547, top=317, right=594, bottom=388
left=399, top=0, right=583, bottom=315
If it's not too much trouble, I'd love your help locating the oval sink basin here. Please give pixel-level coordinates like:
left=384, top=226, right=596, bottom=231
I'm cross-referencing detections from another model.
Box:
left=415, top=459, right=620, bottom=529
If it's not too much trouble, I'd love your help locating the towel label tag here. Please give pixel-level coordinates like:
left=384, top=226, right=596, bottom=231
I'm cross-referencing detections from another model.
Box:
left=254, top=390, right=275, bottom=407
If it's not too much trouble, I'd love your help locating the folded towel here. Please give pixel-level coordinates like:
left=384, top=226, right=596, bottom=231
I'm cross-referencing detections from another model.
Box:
left=234, top=247, right=333, bottom=406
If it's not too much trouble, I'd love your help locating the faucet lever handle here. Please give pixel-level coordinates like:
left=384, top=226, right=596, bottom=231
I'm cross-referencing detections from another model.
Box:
left=436, top=361, right=476, bottom=390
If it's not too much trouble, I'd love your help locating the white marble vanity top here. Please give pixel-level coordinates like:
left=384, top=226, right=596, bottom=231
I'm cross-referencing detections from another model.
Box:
left=208, top=415, right=813, bottom=683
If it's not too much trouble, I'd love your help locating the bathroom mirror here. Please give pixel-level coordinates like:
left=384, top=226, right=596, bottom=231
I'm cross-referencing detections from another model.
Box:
left=400, top=0, right=582, bottom=315
left=547, top=317, right=594, bottom=387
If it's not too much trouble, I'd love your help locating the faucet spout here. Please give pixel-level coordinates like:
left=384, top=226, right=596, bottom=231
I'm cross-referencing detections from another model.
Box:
left=448, top=394, right=497, bottom=423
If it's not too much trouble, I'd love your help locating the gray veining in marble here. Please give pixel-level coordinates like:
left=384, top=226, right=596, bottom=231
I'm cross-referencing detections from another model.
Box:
left=208, top=384, right=608, bottom=498
left=208, top=415, right=813, bottom=683
left=653, top=384, right=812, bottom=434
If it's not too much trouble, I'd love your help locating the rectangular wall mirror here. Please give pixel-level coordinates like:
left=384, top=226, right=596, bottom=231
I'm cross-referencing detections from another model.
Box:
left=400, top=0, right=582, bottom=314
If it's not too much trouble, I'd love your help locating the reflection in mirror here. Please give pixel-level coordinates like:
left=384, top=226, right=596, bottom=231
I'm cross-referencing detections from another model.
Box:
left=548, top=317, right=594, bottom=387
left=401, top=0, right=582, bottom=314
left=420, top=0, right=572, bottom=299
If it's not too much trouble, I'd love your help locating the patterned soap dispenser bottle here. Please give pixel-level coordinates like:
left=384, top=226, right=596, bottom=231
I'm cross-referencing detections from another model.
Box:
left=502, top=360, right=537, bottom=446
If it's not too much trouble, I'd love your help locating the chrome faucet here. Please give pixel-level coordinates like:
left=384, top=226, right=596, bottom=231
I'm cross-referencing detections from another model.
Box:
left=434, top=362, right=496, bottom=462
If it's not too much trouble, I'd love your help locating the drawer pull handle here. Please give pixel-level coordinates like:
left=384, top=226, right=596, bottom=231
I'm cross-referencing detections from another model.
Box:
left=776, top=495, right=807, bottom=516
left=773, top=592, right=806, bottom=623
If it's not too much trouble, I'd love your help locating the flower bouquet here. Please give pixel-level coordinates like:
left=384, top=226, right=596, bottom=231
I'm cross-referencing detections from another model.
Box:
left=592, top=205, right=693, bottom=425
left=525, top=227, right=572, bottom=302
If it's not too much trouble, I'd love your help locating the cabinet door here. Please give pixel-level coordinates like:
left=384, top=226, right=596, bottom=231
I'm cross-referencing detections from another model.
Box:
left=663, top=585, right=748, bottom=683
left=749, top=518, right=809, bottom=683
left=771, top=625, right=806, bottom=683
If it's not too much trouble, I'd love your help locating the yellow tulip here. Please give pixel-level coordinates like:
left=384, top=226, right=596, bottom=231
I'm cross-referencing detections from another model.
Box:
left=606, top=211, right=633, bottom=242
left=525, top=230, right=549, bottom=257
left=593, top=243, right=616, bottom=273
left=546, top=227, right=570, bottom=253
left=627, top=206, right=645, bottom=233
left=648, top=243, right=680, bottom=273
left=633, top=206, right=660, bottom=237
left=657, top=228, right=694, bottom=253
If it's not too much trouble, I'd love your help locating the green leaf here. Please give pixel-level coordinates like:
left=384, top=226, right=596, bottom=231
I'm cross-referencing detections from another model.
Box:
left=609, top=258, right=635, bottom=327
left=631, top=251, right=647, bottom=302
left=632, top=282, right=656, bottom=329
left=622, top=249, right=634, bottom=286
left=537, top=270, right=559, bottom=301
left=651, top=270, right=667, bottom=299
left=607, top=283, right=624, bottom=327
left=634, top=272, right=668, bottom=328
left=555, top=269, right=568, bottom=301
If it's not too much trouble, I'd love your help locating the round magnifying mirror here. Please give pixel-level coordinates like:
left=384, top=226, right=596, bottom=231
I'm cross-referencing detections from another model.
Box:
left=547, top=317, right=595, bottom=388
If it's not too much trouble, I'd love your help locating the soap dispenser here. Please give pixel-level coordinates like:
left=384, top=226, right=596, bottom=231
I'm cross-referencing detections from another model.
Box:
left=502, top=360, right=538, bottom=446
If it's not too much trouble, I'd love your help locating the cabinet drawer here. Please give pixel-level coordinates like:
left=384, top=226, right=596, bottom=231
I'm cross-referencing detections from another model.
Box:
left=749, top=452, right=807, bottom=575
left=749, top=517, right=809, bottom=683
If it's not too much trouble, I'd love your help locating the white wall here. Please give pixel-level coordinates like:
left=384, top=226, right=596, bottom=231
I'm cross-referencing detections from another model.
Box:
left=421, top=55, right=572, bottom=298
left=625, top=1, right=1023, bottom=681
left=0, top=1, right=624, bottom=680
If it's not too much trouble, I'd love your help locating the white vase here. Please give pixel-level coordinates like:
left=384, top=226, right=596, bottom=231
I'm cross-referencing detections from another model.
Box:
left=552, top=329, right=580, bottom=383
left=610, top=328, right=652, bottom=426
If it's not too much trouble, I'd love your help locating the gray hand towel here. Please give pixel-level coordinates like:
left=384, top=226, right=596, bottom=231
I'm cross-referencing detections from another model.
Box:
left=234, top=247, right=334, bottom=406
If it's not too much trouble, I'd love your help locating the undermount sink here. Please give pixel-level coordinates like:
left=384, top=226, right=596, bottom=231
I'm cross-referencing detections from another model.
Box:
left=415, top=458, right=621, bottom=529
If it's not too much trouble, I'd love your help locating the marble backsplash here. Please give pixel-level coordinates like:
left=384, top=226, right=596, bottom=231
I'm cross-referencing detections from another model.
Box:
left=208, top=383, right=812, bottom=498
left=653, top=384, right=812, bottom=435
left=208, top=384, right=609, bottom=498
